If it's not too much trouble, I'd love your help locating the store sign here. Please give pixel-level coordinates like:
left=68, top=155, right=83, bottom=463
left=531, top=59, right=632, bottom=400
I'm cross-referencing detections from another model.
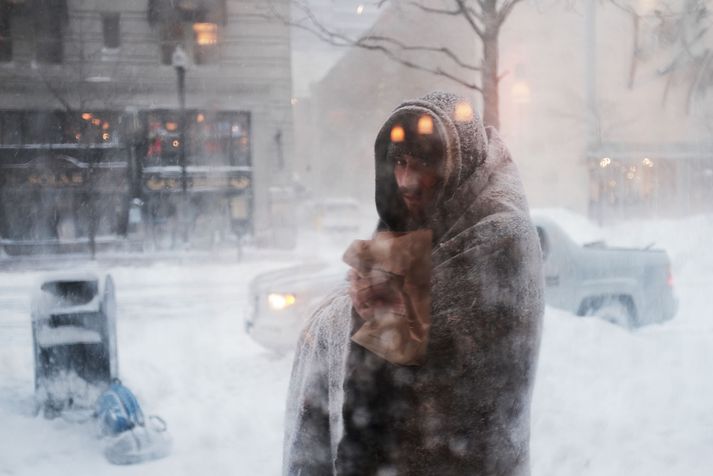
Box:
left=228, top=176, right=251, bottom=190
left=145, top=176, right=180, bottom=191
left=27, top=173, right=85, bottom=187
left=144, top=174, right=251, bottom=191
left=0, top=171, right=86, bottom=188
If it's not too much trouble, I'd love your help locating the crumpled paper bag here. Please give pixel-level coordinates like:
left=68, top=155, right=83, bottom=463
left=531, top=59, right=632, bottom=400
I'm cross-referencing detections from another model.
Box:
left=343, top=229, right=432, bottom=366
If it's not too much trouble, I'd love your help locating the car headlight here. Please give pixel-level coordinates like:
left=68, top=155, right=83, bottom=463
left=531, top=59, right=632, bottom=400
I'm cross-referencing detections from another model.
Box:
left=267, top=293, right=297, bottom=311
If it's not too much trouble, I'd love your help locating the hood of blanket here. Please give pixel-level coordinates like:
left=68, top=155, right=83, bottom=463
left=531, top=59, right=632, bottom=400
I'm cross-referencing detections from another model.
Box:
left=374, top=91, right=527, bottom=244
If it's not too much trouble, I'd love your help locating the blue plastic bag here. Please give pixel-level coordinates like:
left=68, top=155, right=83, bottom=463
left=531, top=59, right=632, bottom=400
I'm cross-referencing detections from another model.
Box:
left=95, top=380, right=145, bottom=436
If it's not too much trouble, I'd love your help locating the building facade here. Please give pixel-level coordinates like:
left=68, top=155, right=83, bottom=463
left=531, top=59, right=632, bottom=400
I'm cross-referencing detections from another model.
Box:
left=293, top=1, right=713, bottom=223
left=0, top=0, right=295, bottom=254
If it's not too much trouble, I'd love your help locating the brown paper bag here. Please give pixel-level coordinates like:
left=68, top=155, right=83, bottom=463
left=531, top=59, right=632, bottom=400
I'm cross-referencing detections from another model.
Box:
left=343, top=229, right=432, bottom=366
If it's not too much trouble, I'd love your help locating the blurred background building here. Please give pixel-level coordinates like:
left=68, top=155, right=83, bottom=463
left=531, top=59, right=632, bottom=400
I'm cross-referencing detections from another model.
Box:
left=290, top=0, right=379, bottom=97
left=0, top=0, right=294, bottom=254
left=292, top=0, right=713, bottom=224
left=1, top=0, right=711, bottom=256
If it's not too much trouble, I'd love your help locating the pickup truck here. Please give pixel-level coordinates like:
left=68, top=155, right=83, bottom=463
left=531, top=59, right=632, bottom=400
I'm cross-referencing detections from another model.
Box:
left=246, top=214, right=677, bottom=351
left=533, top=215, right=677, bottom=328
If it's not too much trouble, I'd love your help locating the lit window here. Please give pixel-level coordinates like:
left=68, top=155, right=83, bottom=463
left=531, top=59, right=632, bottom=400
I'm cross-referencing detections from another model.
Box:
left=193, top=23, right=217, bottom=46
left=193, top=22, right=218, bottom=64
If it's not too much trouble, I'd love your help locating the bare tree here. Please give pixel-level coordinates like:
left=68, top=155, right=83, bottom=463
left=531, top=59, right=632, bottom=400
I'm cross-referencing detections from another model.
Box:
left=269, top=0, right=531, bottom=130
left=29, top=1, right=138, bottom=258
left=34, top=3, right=134, bottom=114
left=612, top=0, right=713, bottom=113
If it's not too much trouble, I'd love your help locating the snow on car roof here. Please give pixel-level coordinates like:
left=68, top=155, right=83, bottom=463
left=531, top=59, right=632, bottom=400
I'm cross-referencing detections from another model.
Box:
left=531, top=208, right=605, bottom=246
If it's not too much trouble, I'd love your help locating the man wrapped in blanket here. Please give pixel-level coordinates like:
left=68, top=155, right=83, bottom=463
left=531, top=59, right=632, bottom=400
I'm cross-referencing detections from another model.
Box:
left=284, top=91, right=544, bottom=476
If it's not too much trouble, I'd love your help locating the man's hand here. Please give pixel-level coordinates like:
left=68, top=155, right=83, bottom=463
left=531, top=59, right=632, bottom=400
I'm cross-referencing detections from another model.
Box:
left=347, top=269, right=405, bottom=320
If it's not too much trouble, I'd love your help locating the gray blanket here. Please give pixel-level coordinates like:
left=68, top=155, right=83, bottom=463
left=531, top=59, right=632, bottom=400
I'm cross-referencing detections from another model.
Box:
left=283, top=92, right=544, bottom=476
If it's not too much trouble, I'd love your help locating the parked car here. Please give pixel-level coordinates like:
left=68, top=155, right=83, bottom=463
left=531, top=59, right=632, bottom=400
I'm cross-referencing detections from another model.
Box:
left=533, top=214, right=677, bottom=328
left=246, top=213, right=678, bottom=351
left=245, top=261, right=349, bottom=351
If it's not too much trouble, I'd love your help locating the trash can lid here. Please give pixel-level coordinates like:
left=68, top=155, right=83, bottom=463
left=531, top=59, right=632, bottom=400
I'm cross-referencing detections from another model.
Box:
left=31, top=271, right=110, bottom=320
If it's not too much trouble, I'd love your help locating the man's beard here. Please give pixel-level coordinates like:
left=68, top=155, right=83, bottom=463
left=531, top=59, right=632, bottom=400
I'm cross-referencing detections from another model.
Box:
left=397, top=183, right=440, bottom=232
left=401, top=198, right=437, bottom=231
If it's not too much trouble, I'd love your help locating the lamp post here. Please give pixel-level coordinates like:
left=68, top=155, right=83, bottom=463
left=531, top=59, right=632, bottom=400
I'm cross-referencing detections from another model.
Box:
left=172, top=45, right=189, bottom=245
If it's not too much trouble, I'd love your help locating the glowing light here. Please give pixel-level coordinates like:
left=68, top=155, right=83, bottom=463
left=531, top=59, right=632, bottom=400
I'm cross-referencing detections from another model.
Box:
left=356, top=4, right=364, bottom=14
left=81, top=113, right=92, bottom=121
left=511, top=80, right=531, bottom=104
left=102, top=122, right=110, bottom=130
left=196, top=113, right=205, bottom=123
left=417, top=115, right=433, bottom=135
left=91, top=118, right=102, bottom=126
left=390, top=125, right=405, bottom=143
left=172, top=139, right=180, bottom=148
left=626, top=172, right=635, bottom=180
left=74, top=133, right=81, bottom=141
left=291, top=97, right=298, bottom=106
left=454, top=101, right=474, bottom=122
left=600, top=157, right=611, bottom=168
left=166, top=122, right=178, bottom=131
left=193, top=23, right=218, bottom=46
left=231, top=124, right=240, bottom=134
left=642, top=157, right=654, bottom=167
left=102, top=132, right=110, bottom=141
left=268, top=293, right=297, bottom=311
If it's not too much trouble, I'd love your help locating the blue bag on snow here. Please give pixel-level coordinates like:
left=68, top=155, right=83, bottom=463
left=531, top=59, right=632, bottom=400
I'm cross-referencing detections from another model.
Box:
left=96, top=380, right=145, bottom=436
left=95, top=379, right=171, bottom=465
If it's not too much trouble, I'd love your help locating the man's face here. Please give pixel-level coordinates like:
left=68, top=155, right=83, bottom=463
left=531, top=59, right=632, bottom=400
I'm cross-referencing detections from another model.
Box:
left=393, top=153, right=440, bottom=224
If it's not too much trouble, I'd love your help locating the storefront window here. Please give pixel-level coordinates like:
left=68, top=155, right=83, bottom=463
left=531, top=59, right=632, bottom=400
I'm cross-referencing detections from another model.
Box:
left=144, top=110, right=250, bottom=167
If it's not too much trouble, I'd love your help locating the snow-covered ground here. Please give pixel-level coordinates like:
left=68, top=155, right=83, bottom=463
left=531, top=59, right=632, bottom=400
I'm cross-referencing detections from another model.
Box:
left=1, top=213, right=712, bottom=475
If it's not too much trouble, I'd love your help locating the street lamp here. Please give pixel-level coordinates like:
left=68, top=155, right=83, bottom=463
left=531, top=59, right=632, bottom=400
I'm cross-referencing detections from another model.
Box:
left=172, top=44, right=189, bottom=244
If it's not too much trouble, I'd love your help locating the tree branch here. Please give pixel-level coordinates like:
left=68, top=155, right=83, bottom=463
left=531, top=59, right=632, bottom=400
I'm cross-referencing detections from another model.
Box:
left=267, top=0, right=483, bottom=90
left=37, top=69, right=74, bottom=112
left=466, top=5, right=485, bottom=23
left=608, top=0, right=636, bottom=15
left=497, top=0, right=523, bottom=26
left=686, top=48, right=712, bottom=113
left=409, top=1, right=461, bottom=16
left=360, top=34, right=481, bottom=71
left=455, top=0, right=485, bottom=38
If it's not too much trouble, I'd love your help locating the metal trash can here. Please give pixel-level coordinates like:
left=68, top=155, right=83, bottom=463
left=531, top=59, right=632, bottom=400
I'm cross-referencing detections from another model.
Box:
left=31, top=272, right=118, bottom=415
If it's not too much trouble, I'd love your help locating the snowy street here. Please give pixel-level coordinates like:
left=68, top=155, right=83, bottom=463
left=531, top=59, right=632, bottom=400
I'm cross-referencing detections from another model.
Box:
left=1, top=215, right=712, bottom=475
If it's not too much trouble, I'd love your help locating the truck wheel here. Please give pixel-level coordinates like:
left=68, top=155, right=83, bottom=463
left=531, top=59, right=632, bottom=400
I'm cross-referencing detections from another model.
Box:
left=581, top=296, right=637, bottom=329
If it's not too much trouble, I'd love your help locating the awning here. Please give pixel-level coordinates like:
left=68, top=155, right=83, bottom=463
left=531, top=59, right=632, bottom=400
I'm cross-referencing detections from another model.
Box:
left=587, top=142, right=713, bottom=162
